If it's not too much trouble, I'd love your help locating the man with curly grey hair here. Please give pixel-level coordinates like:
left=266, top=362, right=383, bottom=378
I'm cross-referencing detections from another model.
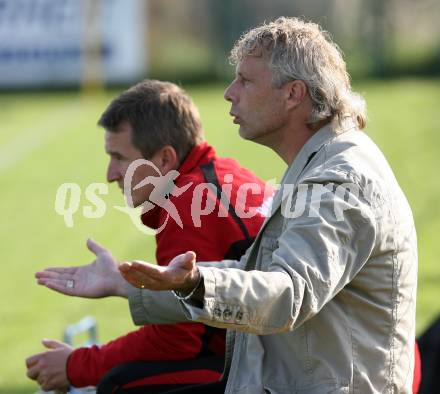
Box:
left=228, top=17, right=367, bottom=134
left=39, top=17, right=418, bottom=393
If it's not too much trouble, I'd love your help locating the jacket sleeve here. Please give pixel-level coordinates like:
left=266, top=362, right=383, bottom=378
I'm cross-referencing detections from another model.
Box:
left=67, top=322, right=206, bottom=387
left=127, top=257, right=249, bottom=326
left=69, top=175, right=258, bottom=387
left=177, top=174, right=377, bottom=335
left=128, top=284, right=189, bottom=325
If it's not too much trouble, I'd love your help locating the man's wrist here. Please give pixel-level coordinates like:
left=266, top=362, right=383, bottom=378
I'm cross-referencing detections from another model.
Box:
left=114, top=272, right=129, bottom=298
left=65, top=350, right=74, bottom=388
left=174, top=269, right=203, bottom=300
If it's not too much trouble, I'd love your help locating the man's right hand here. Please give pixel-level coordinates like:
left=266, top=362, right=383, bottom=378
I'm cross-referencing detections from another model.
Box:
left=36, top=239, right=128, bottom=298
left=26, top=339, right=72, bottom=392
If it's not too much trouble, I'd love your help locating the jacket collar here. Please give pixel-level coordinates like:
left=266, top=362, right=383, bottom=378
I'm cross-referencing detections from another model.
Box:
left=244, top=123, right=343, bottom=270
left=269, top=123, right=337, bottom=216
left=141, top=142, right=216, bottom=230
left=177, top=141, right=216, bottom=178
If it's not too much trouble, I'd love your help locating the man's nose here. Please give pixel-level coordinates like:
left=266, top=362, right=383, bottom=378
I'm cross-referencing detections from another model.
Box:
left=106, top=161, right=120, bottom=183
left=224, top=80, right=236, bottom=102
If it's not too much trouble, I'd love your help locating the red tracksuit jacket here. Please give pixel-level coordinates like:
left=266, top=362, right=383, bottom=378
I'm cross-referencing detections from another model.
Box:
left=67, top=142, right=272, bottom=387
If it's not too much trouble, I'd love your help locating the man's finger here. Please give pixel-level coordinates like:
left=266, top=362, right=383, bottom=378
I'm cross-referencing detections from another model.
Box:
left=87, top=238, right=106, bottom=255
left=25, top=354, right=39, bottom=369
left=36, top=267, right=77, bottom=277
left=186, top=251, right=197, bottom=260
left=179, top=251, right=196, bottom=270
left=120, top=269, right=149, bottom=289
left=131, top=261, right=165, bottom=274
left=36, top=271, right=73, bottom=281
left=169, top=251, right=196, bottom=267
left=42, top=338, right=65, bottom=349
left=37, top=279, right=77, bottom=296
left=39, top=375, right=49, bottom=391
left=120, top=261, right=163, bottom=284
left=118, top=261, right=132, bottom=273
left=120, top=261, right=157, bottom=275
left=26, top=360, right=40, bottom=380
left=119, top=268, right=146, bottom=284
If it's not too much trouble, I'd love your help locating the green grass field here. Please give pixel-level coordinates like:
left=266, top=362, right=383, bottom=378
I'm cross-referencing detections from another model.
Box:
left=0, top=78, right=439, bottom=393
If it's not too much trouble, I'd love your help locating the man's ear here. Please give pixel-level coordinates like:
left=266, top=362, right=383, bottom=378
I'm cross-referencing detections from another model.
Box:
left=284, top=80, right=308, bottom=111
left=153, top=145, right=179, bottom=174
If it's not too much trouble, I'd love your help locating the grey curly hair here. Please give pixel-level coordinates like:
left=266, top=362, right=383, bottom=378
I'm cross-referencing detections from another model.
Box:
left=229, top=17, right=366, bottom=131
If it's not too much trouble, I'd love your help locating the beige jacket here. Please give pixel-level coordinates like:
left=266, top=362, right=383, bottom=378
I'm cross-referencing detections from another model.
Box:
left=128, top=124, right=417, bottom=393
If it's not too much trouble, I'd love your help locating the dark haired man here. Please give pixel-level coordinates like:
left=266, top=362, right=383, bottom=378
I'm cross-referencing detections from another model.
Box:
left=26, top=80, right=272, bottom=393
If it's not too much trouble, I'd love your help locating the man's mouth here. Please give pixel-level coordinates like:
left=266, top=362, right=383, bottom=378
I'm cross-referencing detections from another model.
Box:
left=230, top=112, right=241, bottom=124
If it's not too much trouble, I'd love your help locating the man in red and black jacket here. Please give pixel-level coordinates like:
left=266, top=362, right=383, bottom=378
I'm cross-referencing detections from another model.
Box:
left=26, top=80, right=273, bottom=393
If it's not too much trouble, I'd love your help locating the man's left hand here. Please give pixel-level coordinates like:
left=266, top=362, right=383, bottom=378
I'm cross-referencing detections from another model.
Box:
left=25, top=339, right=72, bottom=392
left=119, top=251, right=199, bottom=293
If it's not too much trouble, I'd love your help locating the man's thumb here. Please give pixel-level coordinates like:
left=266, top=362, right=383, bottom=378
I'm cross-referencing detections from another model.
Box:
left=42, top=338, right=65, bottom=349
left=181, top=251, right=196, bottom=270
left=87, top=238, right=106, bottom=256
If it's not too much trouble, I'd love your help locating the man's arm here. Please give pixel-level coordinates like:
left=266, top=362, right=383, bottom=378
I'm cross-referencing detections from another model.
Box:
left=121, top=177, right=376, bottom=335
left=26, top=339, right=72, bottom=393
left=28, top=239, right=129, bottom=392
left=66, top=323, right=208, bottom=387
left=121, top=244, right=250, bottom=294
left=123, top=255, right=249, bottom=325
left=127, top=283, right=191, bottom=325
left=185, top=177, right=377, bottom=334
left=36, top=239, right=128, bottom=298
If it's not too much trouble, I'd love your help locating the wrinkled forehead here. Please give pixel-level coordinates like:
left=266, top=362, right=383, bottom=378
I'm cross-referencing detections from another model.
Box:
left=234, top=53, right=276, bottom=86
left=104, top=126, right=132, bottom=152
left=235, top=43, right=267, bottom=64
left=232, top=34, right=277, bottom=63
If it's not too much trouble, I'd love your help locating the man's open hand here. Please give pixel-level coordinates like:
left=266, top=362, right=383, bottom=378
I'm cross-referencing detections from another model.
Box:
left=119, top=251, right=199, bottom=293
left=36, top=239, right=127, bottom=298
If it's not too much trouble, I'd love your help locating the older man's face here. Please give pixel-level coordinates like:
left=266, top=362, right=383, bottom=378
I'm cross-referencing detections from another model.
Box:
left=224, top=55, right=288, bottom=147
